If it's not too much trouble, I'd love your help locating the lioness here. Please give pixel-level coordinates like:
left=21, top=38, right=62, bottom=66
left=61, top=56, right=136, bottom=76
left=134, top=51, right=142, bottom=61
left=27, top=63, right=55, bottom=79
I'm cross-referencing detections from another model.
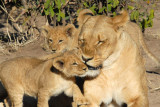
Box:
left=0, top=50, right=89, bottom=107
left=77, top=9, right=160, bottom=66
left=76, top=10, right=148, bottom=107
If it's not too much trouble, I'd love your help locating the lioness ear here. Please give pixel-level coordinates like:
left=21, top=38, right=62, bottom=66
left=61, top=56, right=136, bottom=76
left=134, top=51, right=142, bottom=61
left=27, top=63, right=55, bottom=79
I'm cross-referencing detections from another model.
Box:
left=65, top=24, right=76, bottom=37
left=112, top=10, right=129, bottom=31
left=77, top=9, right=94, bottom=27
left=53, top=58, right=65, bottom=71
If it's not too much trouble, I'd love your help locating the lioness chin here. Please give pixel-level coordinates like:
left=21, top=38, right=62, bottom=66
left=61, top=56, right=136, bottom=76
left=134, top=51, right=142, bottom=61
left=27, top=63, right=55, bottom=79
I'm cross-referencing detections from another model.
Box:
left=76, top=9, right=149, bottom=107
left=0, top=50, right=89, bottom=107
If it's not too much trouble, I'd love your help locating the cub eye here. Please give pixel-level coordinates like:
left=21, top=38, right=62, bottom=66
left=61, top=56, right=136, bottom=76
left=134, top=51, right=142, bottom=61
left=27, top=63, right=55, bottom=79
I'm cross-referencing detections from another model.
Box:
left=72, top=62, right=78, bottom=65
left=78, top=39, right=85, bottom=44
left=48, top=39, right=53, bottom=43
left=59, top=40, right=63, bottom=43
left=97, top=41, right=104, bottom=45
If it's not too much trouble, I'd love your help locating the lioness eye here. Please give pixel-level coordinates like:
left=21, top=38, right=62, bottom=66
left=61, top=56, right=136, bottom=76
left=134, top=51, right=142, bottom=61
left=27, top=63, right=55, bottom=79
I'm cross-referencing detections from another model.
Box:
left=59, top=40, right=63, bottom=43
left=72, top=62, right=78, bottom=65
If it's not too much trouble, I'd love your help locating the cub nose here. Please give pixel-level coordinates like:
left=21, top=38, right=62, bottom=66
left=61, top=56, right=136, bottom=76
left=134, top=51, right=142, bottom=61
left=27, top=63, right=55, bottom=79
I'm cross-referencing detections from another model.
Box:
left=82, top=56, right=93, bottom=62
left=52, top=49, right=56, bottom=53
left=83, top=67, right=87, bottom=71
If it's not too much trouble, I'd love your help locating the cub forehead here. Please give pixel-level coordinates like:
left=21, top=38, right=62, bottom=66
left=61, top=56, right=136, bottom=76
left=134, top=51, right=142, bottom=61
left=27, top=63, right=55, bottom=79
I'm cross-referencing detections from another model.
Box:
left=49, top=28, right=66, bottom=37
left=63, top=50, right=81, bottom=60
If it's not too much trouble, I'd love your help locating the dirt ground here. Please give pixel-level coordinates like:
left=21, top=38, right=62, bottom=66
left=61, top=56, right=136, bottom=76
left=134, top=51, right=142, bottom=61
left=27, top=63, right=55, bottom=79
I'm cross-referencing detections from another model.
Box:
left=0, top=3, right=160, bottom=107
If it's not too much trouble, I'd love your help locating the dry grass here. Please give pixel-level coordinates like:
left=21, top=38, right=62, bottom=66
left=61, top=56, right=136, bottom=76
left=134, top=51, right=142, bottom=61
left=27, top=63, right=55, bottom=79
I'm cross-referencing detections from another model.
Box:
left=0, top=0, right=42, bottom=55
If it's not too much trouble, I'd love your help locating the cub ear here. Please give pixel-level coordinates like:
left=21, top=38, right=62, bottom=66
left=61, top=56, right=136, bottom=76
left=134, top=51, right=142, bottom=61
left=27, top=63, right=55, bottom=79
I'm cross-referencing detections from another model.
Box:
left=77, top=9, right=94, bottom=27
left=65, top=24, right=76, bottom=37
left=53, top=58, right=65, bottom=71
left=112, top=10, right=129, bottom=31
left=41, top=22, right=52, bottom=37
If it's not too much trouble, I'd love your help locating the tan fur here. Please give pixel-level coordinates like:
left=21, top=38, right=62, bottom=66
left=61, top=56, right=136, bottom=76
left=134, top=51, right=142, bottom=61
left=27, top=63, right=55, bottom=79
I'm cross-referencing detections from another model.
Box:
left=77, top=9, right=94, bottom=28
left=124, top=22, right=160, bottom=65
left=40, top=24, right=80, bottom=60
left=41, top=24, right=79, bottom=60
left=0, top=50, right=89, bottom=107
left=77, top=10, right=149, bottom=107
left=78, top=9, right=160, bottom=66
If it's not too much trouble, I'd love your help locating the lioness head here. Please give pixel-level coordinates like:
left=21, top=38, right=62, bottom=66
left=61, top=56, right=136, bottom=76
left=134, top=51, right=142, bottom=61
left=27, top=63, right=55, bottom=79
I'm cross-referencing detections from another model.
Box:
left=77, top=9, right=129, bottom=73
left=53, top=50, right=88, bottom=77
left=42, top=24, right=76, bottom=53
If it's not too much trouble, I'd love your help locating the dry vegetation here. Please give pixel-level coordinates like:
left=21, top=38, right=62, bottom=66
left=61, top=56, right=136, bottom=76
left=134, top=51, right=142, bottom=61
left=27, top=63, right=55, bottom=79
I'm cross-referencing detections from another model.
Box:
left=0, top=0, right=160, bottom=107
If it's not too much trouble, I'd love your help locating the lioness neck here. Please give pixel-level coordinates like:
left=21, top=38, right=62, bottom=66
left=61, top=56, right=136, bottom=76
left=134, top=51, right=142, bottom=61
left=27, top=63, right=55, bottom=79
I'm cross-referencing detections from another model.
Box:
left=103, top=32, right=144, bottom=71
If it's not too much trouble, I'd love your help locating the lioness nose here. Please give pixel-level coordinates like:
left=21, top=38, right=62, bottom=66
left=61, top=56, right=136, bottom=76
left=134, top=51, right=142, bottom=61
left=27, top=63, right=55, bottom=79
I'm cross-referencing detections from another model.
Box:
left=82, top=56, right=93, bottom=62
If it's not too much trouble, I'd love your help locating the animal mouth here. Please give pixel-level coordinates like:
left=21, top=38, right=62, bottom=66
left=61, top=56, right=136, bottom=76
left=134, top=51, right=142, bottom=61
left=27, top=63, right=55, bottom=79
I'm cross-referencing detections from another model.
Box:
left=85, top=63, right=102, bottom=70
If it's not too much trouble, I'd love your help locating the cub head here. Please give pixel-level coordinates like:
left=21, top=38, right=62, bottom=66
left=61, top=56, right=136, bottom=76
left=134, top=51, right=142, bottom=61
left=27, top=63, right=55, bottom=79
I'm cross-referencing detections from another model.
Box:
left=77, top=10, right=129, bottom=74
left=53, top=50, right=88, bottom=77
left=42, top=24, right=76, bottom=53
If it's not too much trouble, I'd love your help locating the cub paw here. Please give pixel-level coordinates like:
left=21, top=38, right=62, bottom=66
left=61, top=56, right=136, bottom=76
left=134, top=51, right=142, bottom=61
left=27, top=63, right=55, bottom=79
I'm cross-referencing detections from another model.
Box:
left=74, top=97, right=89, bottom=105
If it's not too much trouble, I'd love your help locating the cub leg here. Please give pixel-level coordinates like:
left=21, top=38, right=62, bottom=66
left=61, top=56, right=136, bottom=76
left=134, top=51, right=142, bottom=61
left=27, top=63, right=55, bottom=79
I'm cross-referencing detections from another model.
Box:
left=7, top=89, right=23, bottom=107
left=72, top=84, right=89, bottom=106
left=79, top=103, right=99, bottom=107
left=40, top=53, right=60, bottom=60
left=78, top=92, right=101, bottom=107
left=37, top=89, right=50, bottom=107
left=64, top=84, right=89, bottom=107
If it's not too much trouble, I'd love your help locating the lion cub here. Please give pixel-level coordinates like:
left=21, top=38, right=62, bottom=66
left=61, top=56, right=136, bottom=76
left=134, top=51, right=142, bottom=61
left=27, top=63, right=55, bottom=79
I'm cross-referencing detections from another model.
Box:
left=41, top=24, right=79, bottom=60
left=0, top=50, right=88, bottom=107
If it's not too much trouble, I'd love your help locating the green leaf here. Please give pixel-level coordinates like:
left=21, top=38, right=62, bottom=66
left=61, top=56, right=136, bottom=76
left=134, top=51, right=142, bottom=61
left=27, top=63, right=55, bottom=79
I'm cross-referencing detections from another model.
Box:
left=89, top=4, right=97, bottom=14
left=128, top=5, right=134, bottom=10
left=44, top=0, right=50, bottom=9
left=98, top=6, right=106, bottom=13
left=134, top=11, right=139, bottom=20
left=65, top=16, right=70, bottom=20
left=107, top=0, right=112, bottom=4
left=149, top=20, right=153, bottom=27
left=52, top=2, right=54, bottom=7
left=130, top=11, right=135, bottom=20
left=144, top=19, right=147, bottom=28
left=139, top=23, right=142, bottom=28
left=107, top=4, right=112, bottom=12
left=113, top=12, right=116, bottom=16
left=149, top=9, right=154, bottom=19
left=49, top=6, right=54, bottom=17
left=61, top=0, right=66, bottom=4
left=60, top=11, right=65, bottom=18
left=57, top=12, right=61, bottom=22
left=44, top=9, right=49, bottom=15
left=56, top=0, right=61, bottom=9
left=77, top=9, right=82, bottom=15
left=83, top=2, right=89, bottom=8
left=113, top=0, right=119, bottom=8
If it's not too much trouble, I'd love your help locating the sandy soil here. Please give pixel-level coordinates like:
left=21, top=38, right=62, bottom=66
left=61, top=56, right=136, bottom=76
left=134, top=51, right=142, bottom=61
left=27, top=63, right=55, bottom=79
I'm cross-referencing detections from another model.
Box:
left=0, top=3, right=160, bottom=107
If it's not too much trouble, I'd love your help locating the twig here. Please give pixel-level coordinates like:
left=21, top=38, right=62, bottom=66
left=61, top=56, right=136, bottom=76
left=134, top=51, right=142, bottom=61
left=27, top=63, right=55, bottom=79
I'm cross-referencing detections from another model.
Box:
left=0, top=5, right=15, bottom=22
left=0, top=0, right=27, bottom=23
left=151, top=86, right=160, bottom=92
left=62, top=0, right=70, bottom=9
left=6, top=18, right=12, bottom=42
